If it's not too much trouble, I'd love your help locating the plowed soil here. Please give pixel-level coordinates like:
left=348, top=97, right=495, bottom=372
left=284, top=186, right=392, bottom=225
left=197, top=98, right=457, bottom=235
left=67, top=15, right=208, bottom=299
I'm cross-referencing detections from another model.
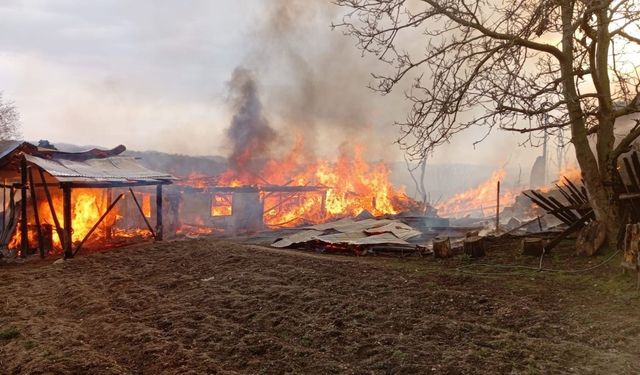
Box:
left=1, top=238, right=639, bottom=374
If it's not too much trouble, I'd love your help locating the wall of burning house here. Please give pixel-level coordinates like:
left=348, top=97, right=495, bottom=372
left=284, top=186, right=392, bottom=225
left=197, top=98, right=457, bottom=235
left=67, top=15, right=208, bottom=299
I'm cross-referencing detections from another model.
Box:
left=174, top=187, right=264, bottom=235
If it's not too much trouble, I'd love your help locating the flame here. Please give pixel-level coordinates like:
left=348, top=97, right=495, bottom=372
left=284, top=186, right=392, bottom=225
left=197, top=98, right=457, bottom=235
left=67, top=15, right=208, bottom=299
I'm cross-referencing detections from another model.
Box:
left=9, top=188, right=152, bottom=254
left=211, top=193, right=232, bottom=216
left=190, top=138, right=420, bottom=228
left=437, top=168, right=517, bottom=218
left=557, top=164, right=582, bottom=182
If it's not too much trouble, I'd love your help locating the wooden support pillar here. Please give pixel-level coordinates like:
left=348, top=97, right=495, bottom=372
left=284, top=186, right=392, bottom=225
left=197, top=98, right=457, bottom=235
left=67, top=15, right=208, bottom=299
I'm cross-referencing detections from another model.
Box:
left=105, top=188, right=113, bottom=241
left=20, top=156, right=28, bottom=257
left=320, top=190, right=327, bottom=217
left=27, top=168, right=45, bottom=258
left=62, top=185, right=73, bottom=259
left=496, top=180, right=500, bottom=231
left=2, top=181, right=6, bottom=230
left=156, top=184, right=163, bottom=241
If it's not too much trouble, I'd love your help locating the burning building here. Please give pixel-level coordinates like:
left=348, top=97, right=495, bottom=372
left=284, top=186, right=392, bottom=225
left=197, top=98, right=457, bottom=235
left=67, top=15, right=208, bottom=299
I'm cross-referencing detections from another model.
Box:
left=0, top=141, right=174, bottom=259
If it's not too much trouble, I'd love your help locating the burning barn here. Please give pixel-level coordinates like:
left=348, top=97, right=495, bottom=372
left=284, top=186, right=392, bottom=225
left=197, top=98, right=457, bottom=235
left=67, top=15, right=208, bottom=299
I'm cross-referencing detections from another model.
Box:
left=0, top=141, right=174, bottom=259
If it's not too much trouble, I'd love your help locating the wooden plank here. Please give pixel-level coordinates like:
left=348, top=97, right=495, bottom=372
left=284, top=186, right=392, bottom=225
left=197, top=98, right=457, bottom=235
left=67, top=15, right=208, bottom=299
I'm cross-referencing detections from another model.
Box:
left=20, top=157, right=28, bottom=257
left=526, top=191, right=574, bottom=225
left=128, top=188, right=156, bottom=239
left=548, top=196, right=579, bottom=222
left=545, top=210, right=594, bottom=251
left=38, top=168, right=64, bottom=250
left=27, top=168, right=45, bottom=258
left=62, top=185, right=72, bottom=259
left=74, top=193, right=124, bottom=256
left=156, top=184, right=163, bottom=241
left=623, top=157, right=640, bottom=192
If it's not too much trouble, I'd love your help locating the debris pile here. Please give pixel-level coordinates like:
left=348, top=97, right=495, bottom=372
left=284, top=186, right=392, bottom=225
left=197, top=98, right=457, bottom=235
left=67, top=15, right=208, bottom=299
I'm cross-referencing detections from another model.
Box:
left=272, top=217, right=425, bottom=255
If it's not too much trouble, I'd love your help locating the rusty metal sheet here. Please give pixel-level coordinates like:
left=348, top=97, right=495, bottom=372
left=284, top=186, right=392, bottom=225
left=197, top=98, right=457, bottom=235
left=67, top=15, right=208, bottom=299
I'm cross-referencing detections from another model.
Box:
left=316, top=232, right=411, bottom=246
left=25, top=155, right=174, bottom=183
left=271, top=230, right=325, bottom=248
left=364, top=222, right=422, bottom=240
left=307, top=218, right=394, bottom=232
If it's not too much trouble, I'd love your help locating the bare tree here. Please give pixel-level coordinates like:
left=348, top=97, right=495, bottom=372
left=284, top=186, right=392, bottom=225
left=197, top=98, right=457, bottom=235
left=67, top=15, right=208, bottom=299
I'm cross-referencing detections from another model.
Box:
left=0, top=93, right=21, bottom=141
left=334, top=0, right=640, bottom=245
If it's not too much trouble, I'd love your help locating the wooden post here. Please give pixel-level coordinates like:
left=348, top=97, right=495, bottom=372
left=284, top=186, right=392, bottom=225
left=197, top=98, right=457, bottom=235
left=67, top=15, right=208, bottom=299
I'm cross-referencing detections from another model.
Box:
left=105, top=188, right=113, bottom=241
left=62, top=184, right=73, bottom=259
left=496, top=180, right=500, bottom=232
left=27, top=168, right=45, bottom=258
left=320, top=190, right=327, bottom=217
left=74, top=193, right=124, bottom=256
left=38, top=168, right=64, bottom=250
left=2, top=181, right=6, bottom=230
left=433, top=237, right=452, bottom=258
left=128, top=188, right=156, bottom=239
left=9, top=186, right=14, bottom=218
left=20, top=156, right=28, bottom=257
left=156, top=184, right=163, bottom=241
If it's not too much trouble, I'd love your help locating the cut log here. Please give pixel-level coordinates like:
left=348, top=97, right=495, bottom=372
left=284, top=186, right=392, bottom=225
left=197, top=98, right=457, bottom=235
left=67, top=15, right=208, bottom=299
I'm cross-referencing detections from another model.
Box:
left=463, top=236, right=485, bottom=258
left=433, top=237, right=452, bottom=258
left=576, top=220, right=606, bottom=256
left=521, top=237, right=545, bottom=257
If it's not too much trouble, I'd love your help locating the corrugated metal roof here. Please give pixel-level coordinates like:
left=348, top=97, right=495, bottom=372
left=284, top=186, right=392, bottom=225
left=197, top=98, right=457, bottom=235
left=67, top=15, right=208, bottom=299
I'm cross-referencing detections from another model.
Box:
left=0, top=140, right=22, bottom=160
left=273, top=218, right=421, bottom=248
left=25, top=154, right=174, bottom=183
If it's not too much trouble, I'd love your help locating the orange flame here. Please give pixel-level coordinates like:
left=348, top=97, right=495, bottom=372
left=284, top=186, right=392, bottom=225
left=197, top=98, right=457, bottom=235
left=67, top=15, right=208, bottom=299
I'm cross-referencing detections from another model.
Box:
left=195, top=139, right=420, bottom=227
left=437, top=168, right=517, bottom=218
left=9, top=188, right=151, bottom=254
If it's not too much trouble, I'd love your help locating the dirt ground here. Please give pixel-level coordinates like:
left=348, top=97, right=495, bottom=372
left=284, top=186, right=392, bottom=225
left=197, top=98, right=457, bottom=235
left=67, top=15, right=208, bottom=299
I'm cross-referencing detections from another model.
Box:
left=1, top=237, right=639, bottom=374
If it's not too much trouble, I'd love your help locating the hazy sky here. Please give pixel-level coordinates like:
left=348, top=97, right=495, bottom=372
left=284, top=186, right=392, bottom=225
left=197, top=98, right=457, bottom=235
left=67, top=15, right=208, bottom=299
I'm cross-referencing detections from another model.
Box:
left=0, top=0, right=549, bottom=172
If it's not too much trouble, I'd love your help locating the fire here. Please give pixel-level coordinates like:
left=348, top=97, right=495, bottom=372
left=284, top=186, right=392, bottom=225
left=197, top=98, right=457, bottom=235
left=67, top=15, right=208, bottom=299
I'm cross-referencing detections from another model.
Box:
left=437, top=168, right=517, bottom=218
left=9, top=188, right=151, bottom=254
left=557, top=164, right=582, bottom=182
left=206, top=141, right=419, bottom=227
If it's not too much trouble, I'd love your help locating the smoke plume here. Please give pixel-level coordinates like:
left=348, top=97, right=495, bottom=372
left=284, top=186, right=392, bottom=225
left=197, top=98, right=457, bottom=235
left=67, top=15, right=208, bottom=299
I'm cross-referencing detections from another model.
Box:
left=225, top=67, right=277, bottom=180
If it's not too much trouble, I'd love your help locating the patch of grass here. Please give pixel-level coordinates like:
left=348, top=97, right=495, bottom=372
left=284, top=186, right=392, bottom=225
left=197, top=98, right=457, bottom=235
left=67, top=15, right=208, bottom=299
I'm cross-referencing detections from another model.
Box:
left=0, top=326, right=19, bottom=340
left=23, top=340, right=36, bottom=350
left=392, top=349, right=408, bottom=365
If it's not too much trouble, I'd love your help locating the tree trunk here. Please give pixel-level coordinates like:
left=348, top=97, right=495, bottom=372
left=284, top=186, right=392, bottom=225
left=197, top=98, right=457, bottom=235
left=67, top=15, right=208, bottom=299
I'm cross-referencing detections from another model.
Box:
left=581, top=164, right=621, bottom=250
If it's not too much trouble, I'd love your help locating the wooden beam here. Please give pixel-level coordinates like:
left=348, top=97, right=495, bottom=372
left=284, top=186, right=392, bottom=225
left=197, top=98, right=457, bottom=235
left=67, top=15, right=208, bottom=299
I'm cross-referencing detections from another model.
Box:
left=128, top=188, right=156, bottom=239
left=105, top=188, right=112, bottom=241
left=20, top=156, right=28, bottom=257
left=496, top=180, right=500, bottom=231
left=62, top=185, right=72, bottom=259
left=74, top=193, right=124, bottom=256
left=27, top=168, right=45, bottom=258
left=545, top=210, right=595, bottom=251
left=156, top=184, right=163, bottom=241
left=38, top=168, right=64, bottom=251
